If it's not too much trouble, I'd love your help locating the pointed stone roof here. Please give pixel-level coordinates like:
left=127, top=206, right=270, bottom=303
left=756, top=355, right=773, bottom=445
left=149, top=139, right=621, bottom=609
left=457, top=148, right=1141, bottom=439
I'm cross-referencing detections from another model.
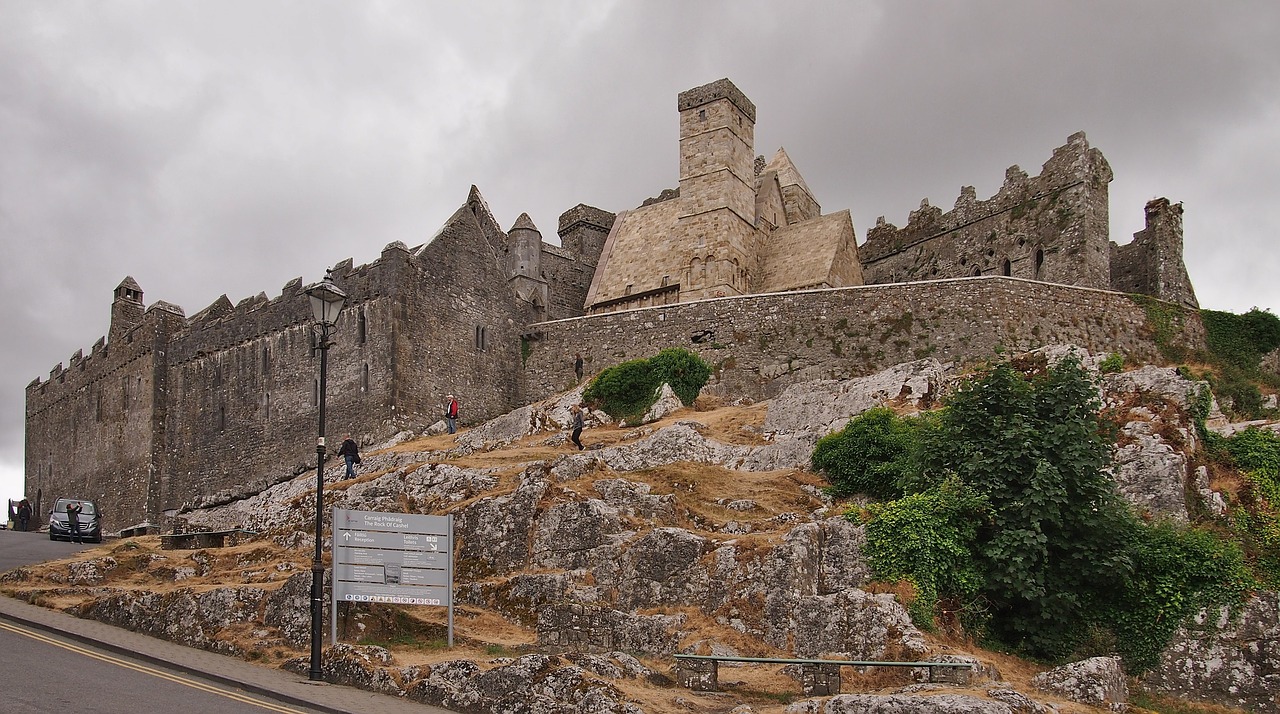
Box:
left=510, top=213, right=539, bottom=233
left=764, top=147, right=815, bottom=202
left=117, top=276, right=142, bottom=292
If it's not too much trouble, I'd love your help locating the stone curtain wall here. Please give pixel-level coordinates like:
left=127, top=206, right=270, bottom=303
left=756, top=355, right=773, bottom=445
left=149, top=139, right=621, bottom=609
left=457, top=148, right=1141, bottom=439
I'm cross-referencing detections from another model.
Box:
left=521, top=277, right=1205, bottom=404
left=25, top=306, right=185, bottom=530
left=859, top=132, right=1112, bottom=291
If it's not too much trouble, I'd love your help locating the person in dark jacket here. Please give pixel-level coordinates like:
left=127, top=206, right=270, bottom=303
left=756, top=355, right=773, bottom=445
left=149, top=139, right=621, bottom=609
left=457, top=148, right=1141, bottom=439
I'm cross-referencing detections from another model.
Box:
left=66, top=501, right=83, bottom=544
left=570, top=404, right=585, bottom=451
left=338, top=434, right=360, bottom=478
left=17, top=499, right=32, bottom=532
left=573, top=353, right=584, bottom=383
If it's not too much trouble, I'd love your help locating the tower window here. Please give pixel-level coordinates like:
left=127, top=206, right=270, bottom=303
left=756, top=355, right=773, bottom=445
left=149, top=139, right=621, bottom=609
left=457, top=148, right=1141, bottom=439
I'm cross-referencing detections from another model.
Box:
left=1002, top=259, right=1012, bottom=276
left=698, top=109, right=706, bottom=120
left=362, top=363, right=370, bottom=393
left=357, top=309, right=367, bottom=344
left=475, top=325, right=488, bottom=351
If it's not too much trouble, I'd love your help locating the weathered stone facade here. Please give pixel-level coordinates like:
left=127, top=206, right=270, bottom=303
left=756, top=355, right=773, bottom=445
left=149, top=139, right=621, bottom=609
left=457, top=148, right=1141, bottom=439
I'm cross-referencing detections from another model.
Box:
left=26, top=78, right=1204, bottom=534
left=25, top=188, right=606, bottom=531
left=523, top=276, right=1206, bottom=405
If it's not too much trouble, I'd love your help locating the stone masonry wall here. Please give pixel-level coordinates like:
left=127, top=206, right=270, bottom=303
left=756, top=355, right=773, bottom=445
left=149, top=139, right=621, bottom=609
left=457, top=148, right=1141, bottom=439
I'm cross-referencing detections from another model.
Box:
left=859, top=132, right=1112, bottom=291
left=25, top=305, right=185, bottom=529
left=520, top=276, right=1205, bottom=403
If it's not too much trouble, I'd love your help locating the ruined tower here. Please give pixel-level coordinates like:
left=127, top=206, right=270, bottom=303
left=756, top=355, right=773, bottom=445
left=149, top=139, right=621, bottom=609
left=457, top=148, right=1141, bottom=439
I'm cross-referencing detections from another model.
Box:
left=1111, top=198, right=1199, bottom=309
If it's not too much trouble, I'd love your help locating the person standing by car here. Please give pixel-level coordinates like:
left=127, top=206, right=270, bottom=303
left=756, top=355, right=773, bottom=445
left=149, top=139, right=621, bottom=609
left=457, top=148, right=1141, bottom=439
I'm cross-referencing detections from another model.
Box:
left=66, top=501, right=83, bottom=544
left=338, top=434, right=360, bottom=478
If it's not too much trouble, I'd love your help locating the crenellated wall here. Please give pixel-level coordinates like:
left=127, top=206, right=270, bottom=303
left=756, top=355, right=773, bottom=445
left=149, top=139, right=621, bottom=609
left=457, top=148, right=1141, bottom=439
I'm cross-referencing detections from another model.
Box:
left=25, top=188, right=603, bottom=531
left=860, top=132, right=1114, bottom=290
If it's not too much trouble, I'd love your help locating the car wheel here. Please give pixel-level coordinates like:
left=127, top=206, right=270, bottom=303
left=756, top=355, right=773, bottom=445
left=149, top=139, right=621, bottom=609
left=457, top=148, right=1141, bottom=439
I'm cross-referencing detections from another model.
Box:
left=49, top=532, right=57, bottom=541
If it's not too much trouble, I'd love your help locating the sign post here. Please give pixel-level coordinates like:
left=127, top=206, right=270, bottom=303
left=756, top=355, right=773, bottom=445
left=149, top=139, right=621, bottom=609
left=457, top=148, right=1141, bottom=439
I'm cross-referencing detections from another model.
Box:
left=331, top=508, right=454, bottom=646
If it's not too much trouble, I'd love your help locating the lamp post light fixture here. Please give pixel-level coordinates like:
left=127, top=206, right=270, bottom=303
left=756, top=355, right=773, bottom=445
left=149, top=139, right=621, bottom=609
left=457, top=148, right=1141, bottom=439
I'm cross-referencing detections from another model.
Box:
left=304, top=270, right=347, bottom=682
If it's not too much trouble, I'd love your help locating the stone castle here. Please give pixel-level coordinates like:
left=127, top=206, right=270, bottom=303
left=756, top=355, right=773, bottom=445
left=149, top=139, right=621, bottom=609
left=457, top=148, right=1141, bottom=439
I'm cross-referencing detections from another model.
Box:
left=25, top=78, right=1204, bottom=531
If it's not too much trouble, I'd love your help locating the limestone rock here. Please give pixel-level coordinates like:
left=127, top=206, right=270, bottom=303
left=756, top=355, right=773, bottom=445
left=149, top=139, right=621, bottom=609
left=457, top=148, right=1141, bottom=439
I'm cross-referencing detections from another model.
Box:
left=784, top=693, right=1014, bottom=713
left=641, top=383, right=685, bottom=423
left=791, top=588, right=927, bottom=660
left=1144, top=592, right=1280, bottom=712
left=764, top=358, right=946, bottom=441
left=1032, top=656, right=1128, bottom=710
left=1110, top=419, right=1190, bottom=521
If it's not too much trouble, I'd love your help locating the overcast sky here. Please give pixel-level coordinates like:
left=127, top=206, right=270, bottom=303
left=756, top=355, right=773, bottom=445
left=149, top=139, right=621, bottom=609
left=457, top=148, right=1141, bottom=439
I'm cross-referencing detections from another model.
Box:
left=3, top=1, right=1279, bottom=503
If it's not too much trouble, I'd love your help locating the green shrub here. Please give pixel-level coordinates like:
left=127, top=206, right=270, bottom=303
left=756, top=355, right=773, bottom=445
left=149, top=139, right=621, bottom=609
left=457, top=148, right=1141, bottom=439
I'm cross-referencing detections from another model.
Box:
left=648, top=348, right=713, bottom=406
left=582, top=348, right=710, bottom=422
left=922, top=356, right=1136, bottom=660
left=861, top=478, right=985, bottom=627
left=1106, top=522, right=1255, bottom=672
left=812, top=407, right=920, bottom=499
left=1099, top=352, right=1125, bottom=374
left=1202, top=307, right=1280, bottom=372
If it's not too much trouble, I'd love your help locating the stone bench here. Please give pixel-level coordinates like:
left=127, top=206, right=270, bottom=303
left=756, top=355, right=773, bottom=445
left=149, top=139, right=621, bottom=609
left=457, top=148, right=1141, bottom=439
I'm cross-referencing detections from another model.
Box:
left=160, top=528, right=258, bottom=550
left=674, top=654, right=974, bottom=696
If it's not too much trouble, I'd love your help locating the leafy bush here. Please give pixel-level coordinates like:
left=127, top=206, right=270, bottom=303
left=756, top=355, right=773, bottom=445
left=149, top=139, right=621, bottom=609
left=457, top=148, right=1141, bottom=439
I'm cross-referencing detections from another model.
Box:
left=861, top=478, right=985, bottom=627
left=1202, top=307, right=1280, bottom=372
left=921, top=357, right=1136, bottom=659
left=582, top=348, right=710, bottom=422
left=1106, top=522, right=1254, bottom=672
left=812, top=407, right=920, bottom=499
left=1099, top=352, right=1126, bottom=374
left=648, top=348, right=713, bottom=406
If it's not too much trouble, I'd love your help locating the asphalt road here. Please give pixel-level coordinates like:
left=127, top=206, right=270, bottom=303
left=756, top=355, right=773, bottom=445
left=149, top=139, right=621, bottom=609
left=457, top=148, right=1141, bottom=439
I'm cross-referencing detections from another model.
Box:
left=0, top=618, right=329, bottom=714
left=0, top=526, right=96, bottom=572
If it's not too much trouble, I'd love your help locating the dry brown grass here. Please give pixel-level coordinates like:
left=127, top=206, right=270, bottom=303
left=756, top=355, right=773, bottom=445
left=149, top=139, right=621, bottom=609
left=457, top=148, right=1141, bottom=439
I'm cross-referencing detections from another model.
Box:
left=1, top=400, right=1251, bottom=713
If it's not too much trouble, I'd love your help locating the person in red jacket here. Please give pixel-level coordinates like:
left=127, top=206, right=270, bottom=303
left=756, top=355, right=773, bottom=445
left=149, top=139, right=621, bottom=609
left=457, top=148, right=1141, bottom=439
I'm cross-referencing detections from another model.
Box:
left=444, top=394, right=459, bottom=434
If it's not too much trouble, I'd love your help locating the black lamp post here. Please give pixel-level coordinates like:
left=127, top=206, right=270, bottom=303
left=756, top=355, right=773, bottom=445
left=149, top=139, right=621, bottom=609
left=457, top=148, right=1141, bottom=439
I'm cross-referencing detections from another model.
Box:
left=304, top=271, right=346, bottom=682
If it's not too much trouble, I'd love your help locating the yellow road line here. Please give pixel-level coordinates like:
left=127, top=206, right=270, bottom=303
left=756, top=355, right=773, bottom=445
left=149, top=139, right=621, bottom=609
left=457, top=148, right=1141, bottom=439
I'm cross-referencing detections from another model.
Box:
left=0, top=620, right=310, bottom=713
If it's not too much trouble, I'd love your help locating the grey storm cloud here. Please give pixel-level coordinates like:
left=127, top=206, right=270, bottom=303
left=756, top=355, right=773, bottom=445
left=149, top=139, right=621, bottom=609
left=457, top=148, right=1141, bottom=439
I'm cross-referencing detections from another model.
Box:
left=3, top=0, right=1278, bottom=497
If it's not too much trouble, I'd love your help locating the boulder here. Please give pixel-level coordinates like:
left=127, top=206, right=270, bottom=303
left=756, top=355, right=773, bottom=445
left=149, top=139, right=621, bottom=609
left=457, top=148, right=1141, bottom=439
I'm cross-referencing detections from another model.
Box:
left=1144, top=592, right=1280, bottom=712
left=1032, top=656, right=1128, bottom=710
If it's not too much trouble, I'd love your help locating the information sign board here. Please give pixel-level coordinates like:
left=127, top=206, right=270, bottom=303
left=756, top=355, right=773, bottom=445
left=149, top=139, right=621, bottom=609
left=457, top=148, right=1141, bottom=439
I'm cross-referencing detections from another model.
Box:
left=331, top=508, right=454, bottom=645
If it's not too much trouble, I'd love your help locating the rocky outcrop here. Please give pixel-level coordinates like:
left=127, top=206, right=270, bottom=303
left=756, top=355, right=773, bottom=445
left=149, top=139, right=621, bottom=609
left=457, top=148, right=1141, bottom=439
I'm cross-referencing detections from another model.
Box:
left=1031, top=656, right=1128, bottom=711
left=784, top=693, right=1015, bottom=713
left=1143, top=592, right=1280, bottom=712
left=283, top=649, right=645, bottom=713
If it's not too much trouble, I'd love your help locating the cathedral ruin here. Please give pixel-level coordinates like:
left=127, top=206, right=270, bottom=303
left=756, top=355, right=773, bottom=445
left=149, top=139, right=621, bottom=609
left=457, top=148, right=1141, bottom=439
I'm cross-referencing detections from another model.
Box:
left=25, top=78, right=1202, bottom=531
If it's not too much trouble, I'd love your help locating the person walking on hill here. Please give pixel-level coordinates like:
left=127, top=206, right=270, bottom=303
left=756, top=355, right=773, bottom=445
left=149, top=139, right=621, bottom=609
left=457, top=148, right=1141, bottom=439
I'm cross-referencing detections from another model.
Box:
left=573, top=353, right=584, bottom=383
left=444, top=394, right=459, bottom=434
left=66, top=501, right=83, bottom=544
left=570, top=404, right=585, bottom=450
left=17, top=499, right=31, bottom=532
left=338, top=434, right=360, bottom=478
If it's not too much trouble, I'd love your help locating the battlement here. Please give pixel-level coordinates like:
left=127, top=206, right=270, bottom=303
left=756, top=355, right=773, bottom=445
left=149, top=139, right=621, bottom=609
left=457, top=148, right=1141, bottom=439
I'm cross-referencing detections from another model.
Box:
left=862, top=132, right=1111, bottom=263
left=677, top=78, right=756, bottom=123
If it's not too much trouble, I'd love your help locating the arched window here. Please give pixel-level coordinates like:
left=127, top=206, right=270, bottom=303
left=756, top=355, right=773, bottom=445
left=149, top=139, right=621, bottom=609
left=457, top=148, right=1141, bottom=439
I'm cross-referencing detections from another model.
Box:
left=972, top=266, right=982, bottom=277
left=1034, top=248, right=1045, bottom=280
left=1002, top=259, right=1012, bottom=276
left=362, top=363, right=370, bottom=393
left=690, top=258, right=702, bottom=288
left=357, top=309, right=367, bottom=344
left=474, top=325, right=487, bottom=351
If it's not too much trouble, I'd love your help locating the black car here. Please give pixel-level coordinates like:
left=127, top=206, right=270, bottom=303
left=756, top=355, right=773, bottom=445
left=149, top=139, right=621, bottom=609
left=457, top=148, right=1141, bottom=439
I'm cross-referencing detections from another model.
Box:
left=48, top=498, right=103, bottom=543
